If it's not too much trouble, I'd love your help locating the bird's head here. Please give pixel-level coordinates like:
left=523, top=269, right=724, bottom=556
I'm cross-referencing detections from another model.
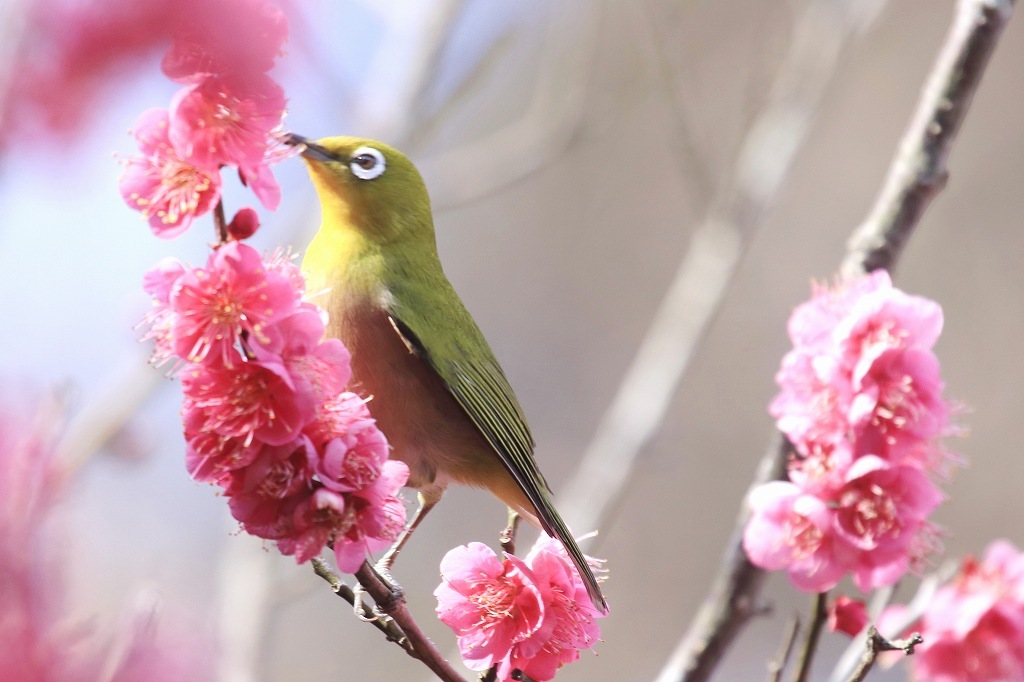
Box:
left=287, top=134, right=433, bottom=244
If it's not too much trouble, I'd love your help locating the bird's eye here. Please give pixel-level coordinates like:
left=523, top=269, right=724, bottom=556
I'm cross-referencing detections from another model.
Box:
left=349, top=146, right=386, bottom=180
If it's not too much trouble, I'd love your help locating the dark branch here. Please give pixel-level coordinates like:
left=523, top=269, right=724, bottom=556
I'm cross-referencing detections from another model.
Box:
left=213, top=199, right=228, bottom=245
left=309, top=557, right=412, bottom=654
left=841, top=0, right=1016, bottom=276
left=791, top=593, right=827, bottom=682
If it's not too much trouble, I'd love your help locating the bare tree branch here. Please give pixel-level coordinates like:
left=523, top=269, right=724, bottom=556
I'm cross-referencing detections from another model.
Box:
left=791, top=592, right=827, bottom=682
left=841, top=0, right=1016, bottom=277
left=656, top=1, right=1015, bottom=680
left=844, top=627, right=923, bottom=682
left=766, top=613, right=801, bottom=682
left=354, top=561, right=468, bottom=682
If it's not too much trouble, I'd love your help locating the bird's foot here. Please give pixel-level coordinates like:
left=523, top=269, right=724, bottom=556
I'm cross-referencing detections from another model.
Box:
left=370, top=561, right=405, bottom=612
left=351, top=562, right=405, bottom=622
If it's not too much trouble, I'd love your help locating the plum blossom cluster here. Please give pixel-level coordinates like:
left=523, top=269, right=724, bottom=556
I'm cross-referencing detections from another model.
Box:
left=911, top=541, right=1024, bottom=682
left=744, top=271, right=954, bottom=593
left=435, top=537, right=606, bottom=682
left=142, top=241, right=409, bottom=571
left=118, top=0, right=290, bottom=237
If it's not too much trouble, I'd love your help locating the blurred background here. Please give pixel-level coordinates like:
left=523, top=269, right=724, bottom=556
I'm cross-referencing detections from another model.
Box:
left=1, top=0, right=1022, bottom=679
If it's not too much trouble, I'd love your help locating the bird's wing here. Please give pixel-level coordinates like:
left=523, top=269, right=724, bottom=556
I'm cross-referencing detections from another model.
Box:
left=386, top=279, right=608, bottom=613
left=384, top=285, right=548, bottom=507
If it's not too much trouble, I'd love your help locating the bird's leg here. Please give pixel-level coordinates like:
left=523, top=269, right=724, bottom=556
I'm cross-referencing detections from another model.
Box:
left=377, top=490, right=440, bottom=576
left=352, top=489, right=441, bottom=621
left=499, top=508, right=520, bottom=556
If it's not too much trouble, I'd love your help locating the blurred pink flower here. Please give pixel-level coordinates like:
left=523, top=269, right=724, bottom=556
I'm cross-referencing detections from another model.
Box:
left=170, top=241, right=299, bottom=366
left=848, top=348, right=948, bottom=460
left=786, top=271, right=892, bottom=353
left=140, top=256, right=187, bottom=366
left=119, top=108, right=222, bottom=238
left=914, top=541, right=1024, bottom=682
left=752, top=272, right=955, bottom=594
left=743, top=481, right=852, bottom=592
left=161, top=0, right=288, bottom=81
left=771, top=349, right=851, bottom=459
left=435, top=543, right=546, bottom=672
left=835, top=456, right=942, bottom=592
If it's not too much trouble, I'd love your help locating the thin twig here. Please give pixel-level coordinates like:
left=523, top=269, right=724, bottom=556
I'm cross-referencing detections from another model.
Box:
left=845, top=627, right=923, bottom=682
left=841, top=0, right=1016, bottom=277
left=766, top=613, right=802, bottom=682
left=828, top=562, right=956, bottom=682
left=309, top=557, right=413, bottom=655
left=791, top=592, right=827, bottom=682
left=214, top=199, right=228, bottom=245
left=354, top=561, right=467, bottom=682
left=658, top=1, right=1015, bottom=679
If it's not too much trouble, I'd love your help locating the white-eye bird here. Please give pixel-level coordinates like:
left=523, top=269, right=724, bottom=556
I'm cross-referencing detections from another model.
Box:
left=292, top=134, right=607, bottom=613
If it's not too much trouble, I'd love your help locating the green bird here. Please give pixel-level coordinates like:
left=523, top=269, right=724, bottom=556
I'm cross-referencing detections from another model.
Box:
left=291, top=134, right=607, bottom=613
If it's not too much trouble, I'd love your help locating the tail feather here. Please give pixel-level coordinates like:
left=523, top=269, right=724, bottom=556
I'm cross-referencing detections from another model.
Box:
left=534, top=492, right=608, bottom=614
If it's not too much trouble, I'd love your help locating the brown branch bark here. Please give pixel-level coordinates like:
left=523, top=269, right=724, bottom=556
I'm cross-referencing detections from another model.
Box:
left=657, top=1, right=1016, bottom=680
left=310, top=557, right=414, bottom=654
left=354, top=561, right=468, bottom=682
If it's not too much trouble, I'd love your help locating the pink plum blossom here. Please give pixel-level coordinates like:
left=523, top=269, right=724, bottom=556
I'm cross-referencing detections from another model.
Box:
left=848, top=348, right=948, bottom=460
left=119, top=108, right=221, bottom=238
left=315, top=400, right=389, bottom=493
left=435, top=543, right=546, bottom=672
left=504, top=537, right=605, bottom=681
left=436, top=537, right=606, bottom=681
left=332, top=460, right=409, bottom=573
left=743, top=481, right=852, bottom=592
left=140, top=256, right=187, bottom=366
left=834, top=456, right=942, bottom=592
left=170, top=241, right=299, bottom=366
left=913, top=541, right=1024, bottom=682
left=180, top=350, right=314, bottom=447
left=168, top=73, right=286, bottom=209
left=752, top=272, right=955, bottom=594
left=786, top=271, right=892, bottom=352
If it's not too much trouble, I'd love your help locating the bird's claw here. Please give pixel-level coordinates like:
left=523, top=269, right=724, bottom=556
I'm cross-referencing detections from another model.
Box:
left=351, top=582, right=377, bottom=622
left=351, top=562, right=405, bottom=622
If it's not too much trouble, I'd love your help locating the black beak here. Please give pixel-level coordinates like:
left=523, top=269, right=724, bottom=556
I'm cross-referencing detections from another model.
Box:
left=284, top=133, right=336, bottom=163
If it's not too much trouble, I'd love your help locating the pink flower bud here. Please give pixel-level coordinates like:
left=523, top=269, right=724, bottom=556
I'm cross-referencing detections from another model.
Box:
left=227, top=207, right=260, bottom=240
left=828, top=596, right=868, bottom=637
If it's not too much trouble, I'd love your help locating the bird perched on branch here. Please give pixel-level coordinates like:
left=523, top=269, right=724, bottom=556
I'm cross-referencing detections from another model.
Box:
left=290, top=134, right=607, bottom=614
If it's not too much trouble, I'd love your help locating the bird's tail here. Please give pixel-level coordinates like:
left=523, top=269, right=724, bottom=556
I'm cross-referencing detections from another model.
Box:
left=529, top=491, right=609, bottom=614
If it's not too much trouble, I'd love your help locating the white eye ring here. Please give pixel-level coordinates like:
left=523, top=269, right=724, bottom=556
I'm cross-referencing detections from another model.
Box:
left=349, top=146, right=386, bottom=180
